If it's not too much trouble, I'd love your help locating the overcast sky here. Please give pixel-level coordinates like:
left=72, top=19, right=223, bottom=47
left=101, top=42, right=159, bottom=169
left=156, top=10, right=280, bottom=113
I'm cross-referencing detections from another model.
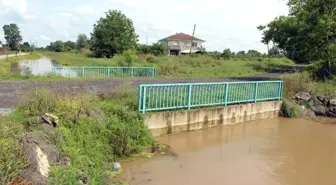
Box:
left=0, top=0, right=288, bottom=52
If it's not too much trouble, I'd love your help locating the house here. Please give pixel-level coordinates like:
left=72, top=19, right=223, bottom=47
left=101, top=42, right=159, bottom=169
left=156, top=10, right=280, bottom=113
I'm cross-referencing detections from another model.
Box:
left=159, top=33, right=205, bottom=56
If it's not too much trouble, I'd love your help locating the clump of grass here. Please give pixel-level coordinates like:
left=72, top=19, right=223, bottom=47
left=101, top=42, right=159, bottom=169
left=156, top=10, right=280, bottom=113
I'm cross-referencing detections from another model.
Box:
left=282, top=72, right=313, bottom=98
left=0, top=116, right=28, bottom=184
left=281, top=99, right=299, bottom=118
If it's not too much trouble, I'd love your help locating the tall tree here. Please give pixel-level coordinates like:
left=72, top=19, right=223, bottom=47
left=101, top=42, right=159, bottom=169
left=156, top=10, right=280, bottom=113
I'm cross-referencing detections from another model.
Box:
left=90, top=10, right=138, bottom=58
left=258, top=0, right=336, bottom=77
left=64, top=41, right=76, bottom=51
left=21, top=42, right=31, bottom=52
left=76, top=34, right=89, bottom=49
left=222, top=48, right=232, bottom=59
left=3, top=24, right=22, bottom=50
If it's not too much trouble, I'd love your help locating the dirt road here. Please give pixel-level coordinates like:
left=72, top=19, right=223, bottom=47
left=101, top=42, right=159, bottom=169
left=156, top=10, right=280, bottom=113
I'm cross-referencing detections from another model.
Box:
left=0, top=53, right=28, bottom=60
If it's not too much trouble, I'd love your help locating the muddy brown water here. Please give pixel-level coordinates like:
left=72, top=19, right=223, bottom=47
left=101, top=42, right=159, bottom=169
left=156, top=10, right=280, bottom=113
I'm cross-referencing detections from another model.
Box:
left=119, top=118, right=336, bottom=185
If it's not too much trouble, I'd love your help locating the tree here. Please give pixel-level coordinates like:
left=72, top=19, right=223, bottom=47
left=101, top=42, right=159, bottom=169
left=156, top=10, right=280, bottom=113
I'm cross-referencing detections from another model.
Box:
left=137, top=44, right=151, bottom=54
left=90, top=10, right=138, bottom=58
left=76, top=34, right=89, bottom=49
left=150, top=43, right=166, bottom=56
left=258, top=0, right=336, bottom=77
left=3, top=24, right=22, bottom=50
left=64, top=41, right=76, bottom=51
left=246, top=50, right=262, bottom=57
left=222, top=48, right=232, bottom=59
left=237, top=51, right=246, bottom=55
left=21, top=42, right=31, bottom=52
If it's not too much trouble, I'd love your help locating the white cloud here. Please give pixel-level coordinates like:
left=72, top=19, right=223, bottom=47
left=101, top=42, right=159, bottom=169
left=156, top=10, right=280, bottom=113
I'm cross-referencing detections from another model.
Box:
left=39, top=35, right=52, bottom=41
left=74, top=4, right=96, bottom=16
left=0, top=0, right=289, bottom=51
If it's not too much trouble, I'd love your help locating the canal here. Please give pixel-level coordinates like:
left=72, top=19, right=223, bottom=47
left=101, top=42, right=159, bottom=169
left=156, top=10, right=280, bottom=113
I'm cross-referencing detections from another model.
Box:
left=119, top=118, right=336, bottom=185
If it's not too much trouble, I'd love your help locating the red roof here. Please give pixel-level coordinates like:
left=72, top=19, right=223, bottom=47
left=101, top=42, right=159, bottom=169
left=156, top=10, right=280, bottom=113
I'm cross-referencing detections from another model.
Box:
left=160, top=33, right=204, bottom=42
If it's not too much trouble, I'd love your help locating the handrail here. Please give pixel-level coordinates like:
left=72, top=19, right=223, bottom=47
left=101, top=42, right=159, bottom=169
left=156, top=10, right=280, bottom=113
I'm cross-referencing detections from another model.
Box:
left=138, top=81, right=283, bottom=112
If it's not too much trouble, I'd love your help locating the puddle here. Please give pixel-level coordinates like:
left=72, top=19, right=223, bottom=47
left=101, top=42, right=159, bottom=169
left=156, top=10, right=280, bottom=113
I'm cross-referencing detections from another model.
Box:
left=18, top=57, right=78, bottom=77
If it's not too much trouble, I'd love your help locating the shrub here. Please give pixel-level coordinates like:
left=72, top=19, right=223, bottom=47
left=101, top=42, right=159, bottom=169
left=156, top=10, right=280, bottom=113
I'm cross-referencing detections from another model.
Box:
left=282, top=72, right=313, bottom=98
left=18, top=89, right=57, bottom=118
left=281, top=99, right=299, bottom=118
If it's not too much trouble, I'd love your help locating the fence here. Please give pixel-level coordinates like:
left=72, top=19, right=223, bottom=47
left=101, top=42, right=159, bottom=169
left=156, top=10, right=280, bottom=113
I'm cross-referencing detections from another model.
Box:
left=138, top=81, right=283, bottom=112
left=51, top=66, right=156, bottom=78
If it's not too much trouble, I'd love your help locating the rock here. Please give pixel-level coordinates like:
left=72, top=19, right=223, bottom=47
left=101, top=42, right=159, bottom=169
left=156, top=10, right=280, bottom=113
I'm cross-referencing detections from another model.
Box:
left=330, top=98, right=336, bottom=106
left=296, top=92, right=312, bottom=101
left=327, top=111, right=336, bottom=118
left=20, top=132, right=60, bottom=185
left=113, top=162, right=121, bottom=171
left=299, top=106, right=316, bottom=118
left=311, top=105, right=327, bottom=116
left=317, top=96, right=329, bottom=105
left=42, top=113, right=59, bottom=127
left=310, top=96, right=323, bottom=106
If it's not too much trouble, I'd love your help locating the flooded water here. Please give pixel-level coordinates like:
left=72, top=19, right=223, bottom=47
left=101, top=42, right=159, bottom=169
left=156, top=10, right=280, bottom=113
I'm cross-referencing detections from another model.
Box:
left=18, top=57, right=55, bottom=76
left=119, top=118, right=336, bottom=185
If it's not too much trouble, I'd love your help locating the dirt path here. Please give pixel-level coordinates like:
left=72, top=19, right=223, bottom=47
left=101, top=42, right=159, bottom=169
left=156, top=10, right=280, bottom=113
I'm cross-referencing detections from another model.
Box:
left=0, top=53, right=28, bottom=60
left=0, top=65, right=305, bottom=109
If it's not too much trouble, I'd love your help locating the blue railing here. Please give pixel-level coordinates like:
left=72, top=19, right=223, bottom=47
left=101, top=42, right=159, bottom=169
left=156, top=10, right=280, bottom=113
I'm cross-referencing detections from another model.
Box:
left=51, top=66, right=156, bottom=78
left=138, top=81, right=283, bottom=112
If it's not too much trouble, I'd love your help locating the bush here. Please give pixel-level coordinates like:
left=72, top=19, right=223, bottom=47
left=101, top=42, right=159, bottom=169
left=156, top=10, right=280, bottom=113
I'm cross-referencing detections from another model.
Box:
left=281, top=99, right=299, bottom=118
left=18, top=89, right=57, bottom=118
left=282, top=72, right=313, bottom=98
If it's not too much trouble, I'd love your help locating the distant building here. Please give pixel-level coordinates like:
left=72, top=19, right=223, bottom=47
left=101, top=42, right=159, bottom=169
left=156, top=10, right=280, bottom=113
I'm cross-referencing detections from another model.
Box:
left=159, top=33, right=205, bottom=56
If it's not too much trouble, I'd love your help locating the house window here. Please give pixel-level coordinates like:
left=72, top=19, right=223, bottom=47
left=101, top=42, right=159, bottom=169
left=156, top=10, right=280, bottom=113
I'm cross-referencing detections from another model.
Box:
left=192, top=42, right=197, bottom=47
left=172, top=41, right=178, bottom=46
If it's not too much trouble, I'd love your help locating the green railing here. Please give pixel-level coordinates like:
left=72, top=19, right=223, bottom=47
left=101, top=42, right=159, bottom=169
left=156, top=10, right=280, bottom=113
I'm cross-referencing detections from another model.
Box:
left=138, top=81, right=283, bottom=112
left=51, top=66, right=156, bottom=78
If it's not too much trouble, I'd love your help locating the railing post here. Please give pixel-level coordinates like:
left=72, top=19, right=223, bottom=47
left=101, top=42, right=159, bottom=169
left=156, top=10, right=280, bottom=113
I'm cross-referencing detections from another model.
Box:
left=108, top=67, right=110, bottom=78
left=187, top=84, right=192, bottom=110
left=152, top=68, right=155, bottom=77
left=254, top=82, right=259, bottom=103
left=138, top=85, right=142, bottom=112
left=278, top=81, right=283, bottom=100
left=82, top=67, right=85, bottom=78
left=142, top=86, right=147, bottom=113
left=131, top=67, right=134, bottom=77
left=224, top=83, right=229, bottom=106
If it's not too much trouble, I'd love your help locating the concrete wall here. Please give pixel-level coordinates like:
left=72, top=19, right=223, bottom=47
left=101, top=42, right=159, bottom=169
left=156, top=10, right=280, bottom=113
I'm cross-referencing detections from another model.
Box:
left=145, top=101, right=282, bottom=136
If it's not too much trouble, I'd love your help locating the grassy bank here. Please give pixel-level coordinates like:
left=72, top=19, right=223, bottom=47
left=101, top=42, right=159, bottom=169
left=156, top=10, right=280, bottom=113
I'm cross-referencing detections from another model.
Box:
left=43, top=52, right=295, bottom=78
left=281, top=72, right=336, bottom=117
left=0, top=87, right=154, bottom=185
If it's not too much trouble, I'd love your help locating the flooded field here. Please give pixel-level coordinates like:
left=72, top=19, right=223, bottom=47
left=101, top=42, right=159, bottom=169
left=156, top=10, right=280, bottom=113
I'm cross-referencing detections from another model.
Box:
left=119, top=118, right=336, bottom=185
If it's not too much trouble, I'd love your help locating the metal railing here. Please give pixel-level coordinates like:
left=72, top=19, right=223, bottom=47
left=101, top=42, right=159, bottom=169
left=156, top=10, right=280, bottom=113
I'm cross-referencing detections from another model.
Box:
left=138, top=81, right=283, bottom=112
left=51, top=66, right=156, bottom=78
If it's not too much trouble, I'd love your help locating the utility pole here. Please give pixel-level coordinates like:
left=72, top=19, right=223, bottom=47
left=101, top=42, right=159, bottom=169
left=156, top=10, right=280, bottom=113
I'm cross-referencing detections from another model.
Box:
left=146, top=36, right=148, bottom=45
left=189, top=24, right=196, bottom=54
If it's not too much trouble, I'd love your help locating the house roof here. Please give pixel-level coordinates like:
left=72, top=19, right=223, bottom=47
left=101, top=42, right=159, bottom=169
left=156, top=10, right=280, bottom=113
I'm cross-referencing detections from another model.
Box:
left=159, top=33, right=205, bottom=42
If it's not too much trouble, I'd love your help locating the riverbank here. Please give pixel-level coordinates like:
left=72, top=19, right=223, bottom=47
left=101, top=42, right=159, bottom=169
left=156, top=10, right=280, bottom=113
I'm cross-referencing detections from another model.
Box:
left=0, top=87, right=156, bottom=185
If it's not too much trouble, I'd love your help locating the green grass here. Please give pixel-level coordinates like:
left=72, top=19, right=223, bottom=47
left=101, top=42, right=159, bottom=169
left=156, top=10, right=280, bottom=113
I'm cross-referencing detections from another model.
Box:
left=42, top=52, right=295, bottom=78
left=1, top=87, right=155, bottom=184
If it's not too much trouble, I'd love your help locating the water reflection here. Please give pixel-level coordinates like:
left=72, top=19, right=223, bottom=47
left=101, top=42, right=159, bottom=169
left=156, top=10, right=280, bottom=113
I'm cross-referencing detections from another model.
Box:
left=18, top=57, right=78, bottom=77
left=18, top=57, right=54, bottom=76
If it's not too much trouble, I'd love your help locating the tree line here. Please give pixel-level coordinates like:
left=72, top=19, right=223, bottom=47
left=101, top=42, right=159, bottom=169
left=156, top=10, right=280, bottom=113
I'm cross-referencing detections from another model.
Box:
left=258, top=0, right=335, bottom=77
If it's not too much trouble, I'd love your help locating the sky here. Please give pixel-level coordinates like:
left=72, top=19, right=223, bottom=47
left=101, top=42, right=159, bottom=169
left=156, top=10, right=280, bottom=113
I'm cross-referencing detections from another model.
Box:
left=0, top=0, right=289, bottom=52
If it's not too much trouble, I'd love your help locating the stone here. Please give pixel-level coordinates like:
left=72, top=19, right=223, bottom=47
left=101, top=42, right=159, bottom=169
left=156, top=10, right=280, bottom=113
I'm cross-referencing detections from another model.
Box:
left=42, top=113, right=59, bottom=127
left=113, top=162, right=121, bottom=171
left=310, top=96, right=323, bottom=106
left=20, top=132, right=60, bottom=185
left=296, top=92, right=312, bottom=101
left=327, top=111, right=336, bottom=118
left=317, top=96, right=329, bottom=105
left=310, top=105, right=327, bottom=116
left=329, top=99, right=336, bottom=106
left=299, top=106, right=316, bottom=118
left=60, top=156, right=71, bottom=166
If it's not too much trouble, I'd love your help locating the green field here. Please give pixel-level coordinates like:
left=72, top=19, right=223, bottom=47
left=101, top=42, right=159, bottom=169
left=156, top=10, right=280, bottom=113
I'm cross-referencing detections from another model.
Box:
left=43, top=52, right=295, bottom=78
